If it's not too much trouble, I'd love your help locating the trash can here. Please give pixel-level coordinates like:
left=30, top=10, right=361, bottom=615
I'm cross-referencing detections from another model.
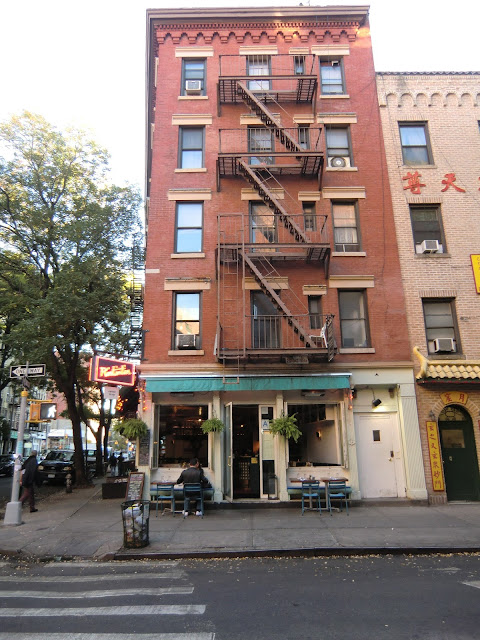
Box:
left=121, top=500, right=150, bottom=548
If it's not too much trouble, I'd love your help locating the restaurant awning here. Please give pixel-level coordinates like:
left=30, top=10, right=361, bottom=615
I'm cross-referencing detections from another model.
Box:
left=145, top=374, right=351, bottom=393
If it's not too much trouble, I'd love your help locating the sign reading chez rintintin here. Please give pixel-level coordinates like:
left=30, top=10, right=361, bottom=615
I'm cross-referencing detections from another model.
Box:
left=89, top=356, right=136, bottom=387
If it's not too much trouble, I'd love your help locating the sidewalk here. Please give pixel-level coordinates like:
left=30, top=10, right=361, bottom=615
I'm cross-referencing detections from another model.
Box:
left=1, top=480, right=480, bottom=561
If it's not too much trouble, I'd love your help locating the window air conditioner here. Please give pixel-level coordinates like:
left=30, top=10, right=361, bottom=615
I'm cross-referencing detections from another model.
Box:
left=185, top=80, right=202, bottom=94
left=176, top=334, right=197, bottom=350
left=328, top=156, right=350, bottom=168
left=419, top=239, right=441, bottom=254
left=433, top=338, right=455, bottom=353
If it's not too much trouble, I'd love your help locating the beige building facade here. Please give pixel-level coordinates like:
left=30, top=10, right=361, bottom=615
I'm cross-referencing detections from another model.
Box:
left=377, top=72, right=480, bottom=503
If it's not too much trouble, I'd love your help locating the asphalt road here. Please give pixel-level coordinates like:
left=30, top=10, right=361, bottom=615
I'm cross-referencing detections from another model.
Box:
left=0, top=476, right=12, bottom=501
left=0, top=554, right=479, bottom=639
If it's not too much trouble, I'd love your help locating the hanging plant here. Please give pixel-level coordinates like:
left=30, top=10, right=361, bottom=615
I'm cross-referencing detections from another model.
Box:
left=269, top=412, right=302, bottom=442
left=200, top=416, right=225, bottom=434
left=113, top=418, right=148, bottom=440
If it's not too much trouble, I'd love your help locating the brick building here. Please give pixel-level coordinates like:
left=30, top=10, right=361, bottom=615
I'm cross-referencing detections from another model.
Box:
left=140, top=5, right=427, bottom=504
left=377, top=72, right=480, bottom=504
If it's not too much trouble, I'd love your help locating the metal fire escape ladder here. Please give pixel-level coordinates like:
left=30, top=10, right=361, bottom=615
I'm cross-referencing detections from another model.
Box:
left=239, top=249, right=315, bottom=348
left=238, top=160, right=308, bottom=243
left=236, top=81, right=303, bottom=154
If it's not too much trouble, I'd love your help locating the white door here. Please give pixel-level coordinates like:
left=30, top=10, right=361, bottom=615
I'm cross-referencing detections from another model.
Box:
left=354, top=413, right=405, bottom=498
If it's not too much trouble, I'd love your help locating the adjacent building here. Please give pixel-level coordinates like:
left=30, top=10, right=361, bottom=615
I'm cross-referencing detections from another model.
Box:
left=140, top=5, right=427, bottom=503
left=377, top=71, right=480, bottom=503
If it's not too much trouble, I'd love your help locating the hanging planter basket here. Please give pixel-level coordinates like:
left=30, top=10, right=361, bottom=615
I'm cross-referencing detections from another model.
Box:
left=200, top=417, right=225, bottom=434
left=269, top=413, right=302, bottom=442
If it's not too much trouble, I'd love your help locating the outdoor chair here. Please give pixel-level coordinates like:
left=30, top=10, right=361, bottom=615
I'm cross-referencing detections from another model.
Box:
left=327, top=479, right=349, bottom=515
left=183, top=483, right=204, bottom=518
left=150, top=482, right=175, bottom=517
left=301, top=480, right=322, bottom=515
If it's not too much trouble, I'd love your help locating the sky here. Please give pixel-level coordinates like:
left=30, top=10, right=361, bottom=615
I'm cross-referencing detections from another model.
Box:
left=0, top=0, right=478, bottom=193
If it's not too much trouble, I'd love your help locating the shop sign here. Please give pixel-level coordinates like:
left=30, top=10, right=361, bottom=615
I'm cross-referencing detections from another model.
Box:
left=440, top=391, right=468, bottom=406
left=426, top=421, right=445, bottom=491
left=89, top=356, right=136, bottom=387
left=471, top=255, right=480, bottom=294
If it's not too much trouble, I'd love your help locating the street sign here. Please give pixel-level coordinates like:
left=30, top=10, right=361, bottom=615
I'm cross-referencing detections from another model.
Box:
left=9, top=364, right=46, bottom=378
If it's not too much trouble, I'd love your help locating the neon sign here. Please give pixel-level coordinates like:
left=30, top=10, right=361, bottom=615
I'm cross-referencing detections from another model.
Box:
left=89, top=356, right=136, bottom=387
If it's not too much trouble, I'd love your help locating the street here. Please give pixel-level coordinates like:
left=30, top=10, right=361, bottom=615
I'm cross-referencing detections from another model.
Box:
left=0, top=554, right=480, bottom=639
left=0, top=476, right=12, bottom=501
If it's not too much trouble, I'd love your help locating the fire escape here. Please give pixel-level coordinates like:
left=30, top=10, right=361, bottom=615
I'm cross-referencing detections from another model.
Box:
left=127, top=245, right=145, bottom=360
left=216, top=54, right=335, bottom=365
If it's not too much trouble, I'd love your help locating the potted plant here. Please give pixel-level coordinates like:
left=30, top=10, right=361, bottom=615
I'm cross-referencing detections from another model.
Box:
left=200, top=415, right=225, bottom=434
left=269, top=412, right=302, bottom=442
left=113, top=418, right=148, bottom=440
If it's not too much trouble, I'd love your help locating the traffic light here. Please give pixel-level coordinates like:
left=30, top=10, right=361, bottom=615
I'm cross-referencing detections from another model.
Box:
left=29, top=402, right=57, bottom=422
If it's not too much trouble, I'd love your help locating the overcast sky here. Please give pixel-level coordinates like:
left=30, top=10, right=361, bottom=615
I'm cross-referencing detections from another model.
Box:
left=1, top=0, right=478, bottom=192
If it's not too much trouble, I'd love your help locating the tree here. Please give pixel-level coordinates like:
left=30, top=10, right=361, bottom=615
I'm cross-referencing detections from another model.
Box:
left=0, top=112, right=142, bottom=485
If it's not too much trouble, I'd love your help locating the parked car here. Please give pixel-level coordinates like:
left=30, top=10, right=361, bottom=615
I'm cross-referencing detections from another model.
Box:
left=37, top=450, right=76, bottom=484
left=0, top=453, right=16, bottom=477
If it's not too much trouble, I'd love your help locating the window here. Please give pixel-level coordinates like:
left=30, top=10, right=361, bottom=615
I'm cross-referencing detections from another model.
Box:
left=246, top=55, right=271, bottom=91
left=423, top=299, right=459, bottom=354
left=410, top=205, right=445, bottom=253
left=399, top=123, right=432, bottom=165
left=308, top=296, right=322, bottom=330
left=302, top=201, right=316, bottom=232
left=293, top=55, right=305, bottom=75
left=248, top=127, right=274, bottom=165
left=178, top=127, right=204, bottom=169
left=333, top=202, right=360, bottom=251
left=320, top=58, right=345, bottom=94
left=154, top=404, right=208, bottom=467
left=181, top=59, right=206, bottom=95
left=325, top=126, right=352, bottom=167
left=287, top=404, right=341, bottom=466
left=298, top=126, right=310, bottom=150
left=338, top=290, right=370, bottom=348
left=175, top=202, right=203, bottom=253
left=173, top=292, right=201, bottom=350
left=250, top=201, right=277, bottom=248
left=251, top=291, right=280, bottom=348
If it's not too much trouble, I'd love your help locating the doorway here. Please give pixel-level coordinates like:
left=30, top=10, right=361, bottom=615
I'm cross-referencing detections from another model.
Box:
left=232, top=405, right=260, bottom=499
left=354, top=413, right=405, bottom=498
left=438, top=405, right=480, bottom=501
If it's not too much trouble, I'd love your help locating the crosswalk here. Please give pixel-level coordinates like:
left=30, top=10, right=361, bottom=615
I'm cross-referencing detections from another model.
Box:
left=0, top=560, right=215, bottom=640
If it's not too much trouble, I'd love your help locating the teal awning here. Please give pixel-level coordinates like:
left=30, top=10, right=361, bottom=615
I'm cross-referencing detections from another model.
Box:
left=145, top=374, right=351, bottom=393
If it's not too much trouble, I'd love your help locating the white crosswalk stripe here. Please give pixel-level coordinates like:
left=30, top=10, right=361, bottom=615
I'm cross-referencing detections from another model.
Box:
left=0, top=635, right=215, bottom=640
left=0, top=572, right=185, bottom=582
left=0, top=605, right=206, bottom=616
left=2, top=586, right=194, bottom=598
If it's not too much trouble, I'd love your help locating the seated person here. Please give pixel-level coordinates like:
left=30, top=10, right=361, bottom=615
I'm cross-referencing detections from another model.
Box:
left=177, top=458, right=206, bottom=516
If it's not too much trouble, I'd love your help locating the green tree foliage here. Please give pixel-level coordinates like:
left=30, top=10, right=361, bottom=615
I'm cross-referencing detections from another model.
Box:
left=0, top=112, right=142, bottom=484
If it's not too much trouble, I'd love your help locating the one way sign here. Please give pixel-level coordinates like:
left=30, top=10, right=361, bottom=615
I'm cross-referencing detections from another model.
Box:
left=9, top=364, right=46, bottom=378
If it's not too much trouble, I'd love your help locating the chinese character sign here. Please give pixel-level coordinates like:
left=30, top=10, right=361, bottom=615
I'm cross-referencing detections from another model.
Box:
left=471, top=255, right=480, bottom=294
left=426, top=421, right=445, bottom=491
left=402, top=171, right=426, bottom=194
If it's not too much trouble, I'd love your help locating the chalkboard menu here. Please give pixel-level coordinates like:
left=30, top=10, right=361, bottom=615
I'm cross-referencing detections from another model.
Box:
left=125, top=472, right=145, bottom=501
left=138, top=429, right=150, bottom=466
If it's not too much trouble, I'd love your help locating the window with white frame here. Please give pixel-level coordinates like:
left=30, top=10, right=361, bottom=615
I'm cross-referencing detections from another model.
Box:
left=154, top=404, right=208, bottom=467
left=325, top=126, right=352, bottom=167
left=246, top=55, right=271, bottom=91
left=173, top=292, right=201, bottom=350
left=287, top=404, right=342, bottom=466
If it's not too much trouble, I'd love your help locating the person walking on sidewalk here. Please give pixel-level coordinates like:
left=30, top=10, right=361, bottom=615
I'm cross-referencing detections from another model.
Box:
left=108, top=452, right=117, bottom=476
left=20, top=450, right=40, bottom=513
left=177, top=458, right=204, bottom=516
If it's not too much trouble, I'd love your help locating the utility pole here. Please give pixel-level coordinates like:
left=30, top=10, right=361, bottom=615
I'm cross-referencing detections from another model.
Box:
left=3, top=379, right=29, bottom=526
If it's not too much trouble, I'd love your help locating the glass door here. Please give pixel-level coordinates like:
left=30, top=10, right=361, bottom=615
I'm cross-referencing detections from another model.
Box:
left=223, top=402, right=233, bottom=501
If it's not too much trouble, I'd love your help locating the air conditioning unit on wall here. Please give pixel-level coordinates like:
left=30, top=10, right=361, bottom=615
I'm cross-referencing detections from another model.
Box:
left=418, top=239, right=442, bottom=254
left=176, top=334, right=197, bottom=349
left=433, top=338, right=455, bottom=353
left=328, top=156, right=351, bottom=168
left=185, top=80, right=202, bottom=94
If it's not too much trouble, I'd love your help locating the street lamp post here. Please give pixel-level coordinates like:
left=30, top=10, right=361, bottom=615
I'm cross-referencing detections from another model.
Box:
left=3, top=383, right=29, bottom=526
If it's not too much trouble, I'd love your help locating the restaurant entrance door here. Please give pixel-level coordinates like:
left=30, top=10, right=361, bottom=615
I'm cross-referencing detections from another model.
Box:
left=232, top=405, right=260, bottom=499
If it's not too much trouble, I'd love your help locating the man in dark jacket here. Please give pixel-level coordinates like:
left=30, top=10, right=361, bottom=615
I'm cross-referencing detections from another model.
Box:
left=176, top=458, right=205, bottom=516
left=20, top=450, right=39, bottom=513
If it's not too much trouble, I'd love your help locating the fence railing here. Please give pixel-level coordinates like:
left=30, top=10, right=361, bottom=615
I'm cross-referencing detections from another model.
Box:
left=218, top=127, right=323, bottom=155
left=219, top=54, right=317, bottom=78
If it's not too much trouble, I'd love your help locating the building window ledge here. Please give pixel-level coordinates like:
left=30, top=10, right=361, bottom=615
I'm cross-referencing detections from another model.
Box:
left=171, top=252, right=206, bottom=259
left=168, top=349, right=205, bottom=356
left=339, top=347, right=375, bottom=354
